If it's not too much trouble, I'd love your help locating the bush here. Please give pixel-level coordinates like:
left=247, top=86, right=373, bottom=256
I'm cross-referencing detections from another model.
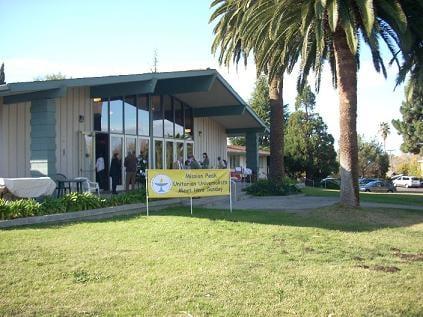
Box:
left=243, top=178, right=300, bottom=196
left=0, top=187, right=146, bottom=221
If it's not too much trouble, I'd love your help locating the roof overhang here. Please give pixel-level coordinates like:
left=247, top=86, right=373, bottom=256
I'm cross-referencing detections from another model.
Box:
left=0, top=69, right=268, bottom=133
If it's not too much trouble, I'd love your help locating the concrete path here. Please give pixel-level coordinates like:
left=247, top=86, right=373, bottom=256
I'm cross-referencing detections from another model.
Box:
left=192, top=194, right=423, bottom=212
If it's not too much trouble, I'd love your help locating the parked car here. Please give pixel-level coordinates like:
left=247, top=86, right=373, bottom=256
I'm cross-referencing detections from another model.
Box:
left=320, top=178, right=340, bottom=189
left=360, top=180, right=396, bottom=193
left=359, top=178, right=377, bottom=185
left=392, top=176, right=421, bottom=188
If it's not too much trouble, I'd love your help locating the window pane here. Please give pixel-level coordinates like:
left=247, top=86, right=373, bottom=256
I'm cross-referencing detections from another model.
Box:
left=137, top=95, right=149, bottom=136
left=166, top=141, right=174, bottom=169
left=124, top=96, right=137, bottom=135
left=93, top=99, right=108, bottom=132
left=175, top=99, right=184, bottom=139
left=184, top=106, right=193, bottom=140
left=186, top=143, right=194, bottom=158
left=110, top=98, right=123, bottom=133
left=155, top=140, right=163, bottom=169
left=176, top=142, right=184, bottom=161
left=138, top=138, right=149, bottom=170
left=152, top=95, right=163, bottom=137
left=164, top=96, right=174, bottom=138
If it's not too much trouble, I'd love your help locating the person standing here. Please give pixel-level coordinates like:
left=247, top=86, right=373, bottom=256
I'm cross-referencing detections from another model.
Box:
left=172, top=156, right=184, bottom=169
left=188, top=155, right=201, bottom=169
left=201, top=152, right=209, bottom=169
left=217, top=156, right=227, bottom=169
left=124, top=151, right=138, bottom=191
left=96, top=154, right=106, bottom=189
left=109, top=152, right=121, bottom=194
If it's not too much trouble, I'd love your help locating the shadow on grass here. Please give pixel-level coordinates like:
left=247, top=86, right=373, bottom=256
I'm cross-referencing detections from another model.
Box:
left=6, top=204, right=423, bottom=233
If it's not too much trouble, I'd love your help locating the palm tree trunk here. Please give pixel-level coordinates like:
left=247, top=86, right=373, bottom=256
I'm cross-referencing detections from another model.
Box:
left=333, top=29, right=360, bottom=207
left=268, top=76, right=285, bottom=182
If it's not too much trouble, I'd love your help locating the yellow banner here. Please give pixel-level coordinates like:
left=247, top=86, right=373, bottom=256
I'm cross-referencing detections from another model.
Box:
left=147, top=169, right=230, bottom=198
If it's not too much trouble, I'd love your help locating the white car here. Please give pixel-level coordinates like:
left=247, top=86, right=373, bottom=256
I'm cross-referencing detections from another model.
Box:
left=393, top=176, right=421, bottom=188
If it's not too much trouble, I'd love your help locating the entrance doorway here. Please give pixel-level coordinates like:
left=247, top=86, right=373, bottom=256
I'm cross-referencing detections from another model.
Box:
left=95, top=133, right=109, bottom=190
left=110, top=135, right=124, bottom=191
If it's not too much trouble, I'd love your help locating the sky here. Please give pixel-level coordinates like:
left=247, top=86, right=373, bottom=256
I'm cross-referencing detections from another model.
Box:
left=1, top=0, right=406, bottom=153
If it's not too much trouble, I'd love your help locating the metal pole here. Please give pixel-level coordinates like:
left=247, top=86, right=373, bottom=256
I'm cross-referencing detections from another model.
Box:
left=229, top=175, right=233, bottom=213
left=145, top=170, right=149, bottom=216
left=190, top=197, right=193, bottom=215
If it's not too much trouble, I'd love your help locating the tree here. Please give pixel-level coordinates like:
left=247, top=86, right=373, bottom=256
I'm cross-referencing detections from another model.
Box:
left=250, top=74, right=270, bottom=147
left=285, top=93, right=338, bottom=181
left=210, top=0, right=302, bottom=182
left=34, top=73, right=67, bottom=81
left=378, top=122, right=391, bottom=152
left=392, top=82, right=423, bottom=155
left=257, top=0, right=416, bottom=207
left=0, top=63, right=5, bottom=84
left=358, top=136, right=390, bottom=178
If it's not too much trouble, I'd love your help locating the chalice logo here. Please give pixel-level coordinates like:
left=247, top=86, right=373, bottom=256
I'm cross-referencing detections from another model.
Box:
left=151, top=174, right=172, bottom=194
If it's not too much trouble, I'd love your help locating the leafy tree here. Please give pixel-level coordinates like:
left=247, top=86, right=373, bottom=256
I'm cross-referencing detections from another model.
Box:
left=392, top=82, right=423, bottom=155
left=34, top=73, right=67, bottom=81
left=0, top=63, right=5, bottom=84
left=358, top=136, right=390, bottom=178
left=250, top=75, right=270, bottom=147
left=378, top=122, right=391, bottom=152
left=285, top=97, right=338, bottom=181
left=210, top=0, right=302, bottom=182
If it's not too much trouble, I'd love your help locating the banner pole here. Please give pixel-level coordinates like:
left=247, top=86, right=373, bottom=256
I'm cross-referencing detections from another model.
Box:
left=229, top=173, right=233, bottom=213
left=145, top=170, right=149, bottom=216
left=190, top=197, right=193, bottom=215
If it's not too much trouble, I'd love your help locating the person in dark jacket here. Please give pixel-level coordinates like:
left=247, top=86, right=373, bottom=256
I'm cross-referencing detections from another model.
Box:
left=124, top=151, right=138, bottom=191
left=188, top=155, right=201, bottom=169
left=109, top=152, right=121, bottom=194
left=201, top=152, right=209, bottom=169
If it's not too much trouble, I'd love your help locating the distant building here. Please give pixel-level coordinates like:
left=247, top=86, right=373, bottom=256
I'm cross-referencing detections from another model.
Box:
left=227, top=144, right=269, bottom=179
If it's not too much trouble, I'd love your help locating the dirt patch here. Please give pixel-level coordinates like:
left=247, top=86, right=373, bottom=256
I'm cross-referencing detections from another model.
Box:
left=373, top=265, right=401, bottom=273
left=394, top=252, right=423, bottom=262
left=353, top=256, right=365, bottom=261
left=390, top=247, right=401, bottom=252
left=304, top=247, right=315, bottom=252
left=356, top=264, right=400, bottom=273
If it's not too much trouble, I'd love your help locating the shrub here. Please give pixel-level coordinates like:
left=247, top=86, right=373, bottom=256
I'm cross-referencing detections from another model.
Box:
left=0, top=186, right=146, bottom=221
left=243, top=178, right=300, bottom=196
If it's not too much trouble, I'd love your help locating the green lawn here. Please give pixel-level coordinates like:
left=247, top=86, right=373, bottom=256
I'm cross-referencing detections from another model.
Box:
left=302, top=186, right=423, bottom=206
left=1, top=207, right=422, bottom=316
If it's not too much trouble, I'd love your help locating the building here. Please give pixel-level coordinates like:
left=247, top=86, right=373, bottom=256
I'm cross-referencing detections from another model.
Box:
left=0, top=69, right=267, bottom=190
left=227, top=144, right=270, bottom=179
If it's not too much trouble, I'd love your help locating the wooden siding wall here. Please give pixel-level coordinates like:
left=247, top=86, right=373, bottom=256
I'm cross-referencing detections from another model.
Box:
left=0, top=98, right=31, bottom=177
left=55, top=87, right=93, bottom=178
left=193, top=117, right=227, bottom=168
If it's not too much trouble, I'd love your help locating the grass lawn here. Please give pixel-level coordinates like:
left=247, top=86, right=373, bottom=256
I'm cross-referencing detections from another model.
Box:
left=1, top=206, right=422, bottom=316
left=302, top=186, right=423, bottom=206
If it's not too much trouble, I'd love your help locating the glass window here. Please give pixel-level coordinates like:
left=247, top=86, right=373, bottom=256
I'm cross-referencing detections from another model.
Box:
left=166, top=141, right=174, bottom=169
left=125, top=137, right=136, bottom=158
left=176, top=142, right=184, bottom=161
left=124, top=96, right=137, bottom=135
left=137, top=95, right=149, bottom=136
left=152, top=95, right=163, bottom=137
left=186, top=142, right=194, bottom=158
left=174, top=99, right=184, bottom=139
left=138, top=138, right=149, bottom=170
left=93, top=99, right=108, bottom=132
left=164, top=96, right=174, bottom=138
left=184, top=105, right=193, bottom=140
left=155, top=140, right=163, bottom=169
left=110, top=98, right=123, bottom=133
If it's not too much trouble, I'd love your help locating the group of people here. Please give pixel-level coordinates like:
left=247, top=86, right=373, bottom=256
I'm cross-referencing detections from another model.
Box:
left=173, top=153, right=228, bottom=170
left=97, top=151, right=229, bottom=195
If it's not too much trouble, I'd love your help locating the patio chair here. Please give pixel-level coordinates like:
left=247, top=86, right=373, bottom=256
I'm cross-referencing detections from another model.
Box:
left=74, top=177, right=100, bottom=196
left=54, top=173, right=70, bottom=197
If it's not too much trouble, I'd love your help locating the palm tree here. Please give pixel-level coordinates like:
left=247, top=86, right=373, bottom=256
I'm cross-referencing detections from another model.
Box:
left=210, top=0, right=302, bottom=182
left=378, top=122, right=391, bottom=152
left=261, top=0, right=412, bottom=207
